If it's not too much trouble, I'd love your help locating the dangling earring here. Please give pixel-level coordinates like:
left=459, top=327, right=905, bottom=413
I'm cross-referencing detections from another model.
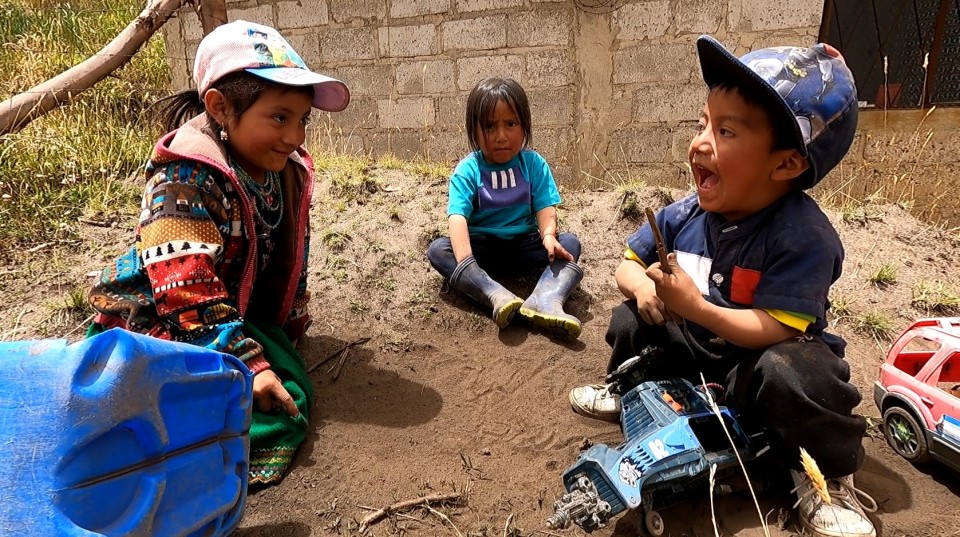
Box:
left=220, top=126, right=229, bottom=142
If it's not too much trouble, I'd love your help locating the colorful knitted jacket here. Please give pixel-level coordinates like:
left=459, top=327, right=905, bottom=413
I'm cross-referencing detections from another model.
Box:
left=88, top=113, right=314, bottom=373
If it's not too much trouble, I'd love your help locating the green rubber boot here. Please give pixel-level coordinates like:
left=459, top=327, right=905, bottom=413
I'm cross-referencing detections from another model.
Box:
left=449, top=255, right=523, bottom=328
left=519, top=261, right=584, bottom=339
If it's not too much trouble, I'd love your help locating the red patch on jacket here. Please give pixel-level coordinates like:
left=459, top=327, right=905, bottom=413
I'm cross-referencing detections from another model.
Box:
left=730, top=266, right=762, bottom=305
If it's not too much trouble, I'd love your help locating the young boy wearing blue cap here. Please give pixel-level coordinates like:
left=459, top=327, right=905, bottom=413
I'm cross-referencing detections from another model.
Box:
left=569, top=36, right=877, bottom=536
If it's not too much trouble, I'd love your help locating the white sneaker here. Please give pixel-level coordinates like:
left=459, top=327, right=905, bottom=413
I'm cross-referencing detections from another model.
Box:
left=569, top=383, right=621, bottom=423
left=791, top=470, right=878, bottom=537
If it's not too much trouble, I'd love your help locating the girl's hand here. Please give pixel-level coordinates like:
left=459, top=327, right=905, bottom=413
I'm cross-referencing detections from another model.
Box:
left=543, top=235, right=575, bottom=263
left=645, top=253, right=702, bottom=321
left=253, top=369, right=300, bottom=417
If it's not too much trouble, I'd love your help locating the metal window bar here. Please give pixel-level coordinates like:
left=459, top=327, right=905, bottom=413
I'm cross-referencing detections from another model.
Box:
left=820, top=0, right=959, bottom=108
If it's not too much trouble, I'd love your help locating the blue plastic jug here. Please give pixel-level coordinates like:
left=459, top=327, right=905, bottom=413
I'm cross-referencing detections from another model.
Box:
left=0, top=328, right=252, bottom=536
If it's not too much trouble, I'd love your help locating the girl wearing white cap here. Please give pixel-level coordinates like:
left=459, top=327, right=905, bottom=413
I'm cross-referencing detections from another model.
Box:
left=87, top=20, right=349, bottom=485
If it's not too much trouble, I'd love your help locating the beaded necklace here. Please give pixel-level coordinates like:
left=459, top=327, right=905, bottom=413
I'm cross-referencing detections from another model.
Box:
left=229, top=158, right=283, bottom=231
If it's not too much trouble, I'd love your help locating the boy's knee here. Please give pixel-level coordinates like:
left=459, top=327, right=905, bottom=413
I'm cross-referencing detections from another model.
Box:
left=609, top=301, right=640, bottom=332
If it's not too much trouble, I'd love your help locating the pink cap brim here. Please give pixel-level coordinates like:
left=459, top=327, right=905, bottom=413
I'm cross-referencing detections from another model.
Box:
left=246, top=67, right=350, bottom=112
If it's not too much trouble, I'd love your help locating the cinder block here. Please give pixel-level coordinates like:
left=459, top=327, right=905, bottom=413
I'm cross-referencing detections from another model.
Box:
left=277, top=1, right=329, bottom=29
left=325, top=97, right=379, bottom=129
left=728, top=0, right=821, bottom=32
left=285, top=33, right=321, bottom=69
left=550, top=164, right=574, bottom=188
left=533, top=127, right=574, bottom=169
left=321, top=28, right=378, bottom=62
left=391, top=0, right=451, bottom=18
left=313, top=132, right=366, bottom=155
left=507, top=9, right=571, bottom=47
left=441, top=16, right=508, bottom=52
left=525, top=49, right=572, bottom=87
left=330, top=0, right=386, bottom=23
left=614, top=44, right=695, bottom=84
left=379, top=24, right=438, bottom=58
left=396, top=60, right=456, bottom=94
left=324, top=65, right=394, bottom=96
left=436, top=95, right=466, bottom=130
left=675, top=0, right=726, bottom=35
left=163, top=19, right=190, bottom=90
left=424, top=132, right=469, bottom=163
left=378, top=98, right=436, bottom=129
left=456, top=0, right=523, bottom=13
left=456, top=55, right=524, bottom=90
left=632, top=83, right=704, bottom=123
left=613, top=1, right=670, bottom=41
left=230, top=5, right=274, bottom=26
left=612, top=125, right=674, bottom=163
left=528, top=88, right=573, bottom=126
left=182, top=11, right=204, bottom=42
left=670, top=121, right=698, bottom=162
left=730, top=29, right=821, bottom=54
left=368, top=130, right=428, bottom=159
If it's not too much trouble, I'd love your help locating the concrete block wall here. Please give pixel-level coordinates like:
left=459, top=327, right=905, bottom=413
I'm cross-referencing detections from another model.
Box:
left=162, top=0, right=821, bottom=190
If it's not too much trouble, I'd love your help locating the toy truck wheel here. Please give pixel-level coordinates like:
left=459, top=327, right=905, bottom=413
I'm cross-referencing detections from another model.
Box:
left=883, top=406, right=931, bottom=463
left=644, top=510, right=664, bottom=536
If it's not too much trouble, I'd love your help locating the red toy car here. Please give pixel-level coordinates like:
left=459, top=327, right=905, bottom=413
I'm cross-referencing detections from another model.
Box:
left=874, top=317, right=960, bottom=471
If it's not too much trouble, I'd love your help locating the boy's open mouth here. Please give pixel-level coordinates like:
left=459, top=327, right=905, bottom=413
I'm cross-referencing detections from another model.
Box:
left=694, top=165, right=719, bottom=190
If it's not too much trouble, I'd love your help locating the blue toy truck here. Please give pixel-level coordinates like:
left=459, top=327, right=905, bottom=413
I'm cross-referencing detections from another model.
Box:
left=548, top=376, right=766, bottom=536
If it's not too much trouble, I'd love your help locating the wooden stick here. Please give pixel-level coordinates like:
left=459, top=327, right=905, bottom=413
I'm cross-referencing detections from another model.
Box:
left=307, top=336, right=370, bottom=373
left=332, top=347, right=350, bottom=381
left=503, top=513, right=515, bottom=537
left=358, top=492, right=463, bottom=533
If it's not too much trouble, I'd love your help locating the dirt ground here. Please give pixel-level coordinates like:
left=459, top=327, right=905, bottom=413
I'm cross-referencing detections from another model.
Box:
left=2, top=167, right=960, bottom=537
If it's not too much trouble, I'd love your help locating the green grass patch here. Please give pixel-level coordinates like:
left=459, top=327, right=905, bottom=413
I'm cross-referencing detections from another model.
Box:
left=868, top=263, right=898, bottom=287
left=855, top=310, right=895, bottom=341
left=912, top=279, right=960, bottom=315
left=0, top=0, right=169, bottom=252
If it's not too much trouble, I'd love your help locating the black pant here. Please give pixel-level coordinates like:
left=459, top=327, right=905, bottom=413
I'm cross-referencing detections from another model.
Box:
left=606, top=300, right=866, bottom=478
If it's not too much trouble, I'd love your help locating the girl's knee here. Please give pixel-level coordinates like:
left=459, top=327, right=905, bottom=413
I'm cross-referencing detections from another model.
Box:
left=558, top=233, right=581, bottom=261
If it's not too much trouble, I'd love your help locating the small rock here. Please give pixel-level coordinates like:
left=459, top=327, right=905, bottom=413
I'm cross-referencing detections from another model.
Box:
left=578, top=437, right=593, bottom=451
left=479, top=448, right=491, bottom=456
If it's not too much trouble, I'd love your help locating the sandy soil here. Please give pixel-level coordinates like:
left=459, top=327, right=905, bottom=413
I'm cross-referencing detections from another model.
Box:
left=2, top=168, right=959, bottom=537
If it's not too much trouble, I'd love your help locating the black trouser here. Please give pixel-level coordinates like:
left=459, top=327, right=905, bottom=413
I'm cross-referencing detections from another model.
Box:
left=606, top=300, right=866, bottom=479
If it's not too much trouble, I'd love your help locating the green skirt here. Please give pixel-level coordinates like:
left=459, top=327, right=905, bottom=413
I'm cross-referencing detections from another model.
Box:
left=87, top=320, right=313, bottom=486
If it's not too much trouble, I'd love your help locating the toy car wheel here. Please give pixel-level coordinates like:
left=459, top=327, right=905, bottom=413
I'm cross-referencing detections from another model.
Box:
left=883, top=406, right=931, bottom=463
left=644, top=510, right=665, bottom=536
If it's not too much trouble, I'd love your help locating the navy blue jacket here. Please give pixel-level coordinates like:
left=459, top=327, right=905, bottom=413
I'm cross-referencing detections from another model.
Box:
left=626, top=191, right=846, bottom=356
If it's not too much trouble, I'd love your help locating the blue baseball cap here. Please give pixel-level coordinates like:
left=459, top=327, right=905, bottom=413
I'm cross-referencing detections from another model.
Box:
left=696, top=36, right=858, bottom=189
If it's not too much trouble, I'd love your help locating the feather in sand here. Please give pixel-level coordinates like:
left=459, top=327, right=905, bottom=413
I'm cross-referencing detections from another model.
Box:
left=800, top=447, right=831, bottom=505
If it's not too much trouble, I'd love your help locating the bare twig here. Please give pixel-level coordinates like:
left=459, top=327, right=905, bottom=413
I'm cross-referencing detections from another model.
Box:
left=357, top=492, right=463, bottom=533
left=307, top=336, right=370, bottom=373
left=63, top=314, right=95, bottom=339
left=700, top=373, right=770, bottom=537
left=708, top=463, right=720, bottom=537
left=77, top=217, right=112, bottom=227
left=425, top=504, right=464, bottom=537
left=26, top=242, right=54, bottom=253
left=503, top=513, right=515, bottom=537
left=332, top=347, right=350, bottom=381
left=608, top=192, right=626, bottom=229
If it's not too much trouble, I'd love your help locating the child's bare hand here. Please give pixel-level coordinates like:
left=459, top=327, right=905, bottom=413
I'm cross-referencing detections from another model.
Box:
left=645, top=253, right=702, bottom=320
left=634, top=288, right=675, bottom=326
left=253, top=369, right=299, bottom=417
left=543, top=235, right=575, bottom=263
